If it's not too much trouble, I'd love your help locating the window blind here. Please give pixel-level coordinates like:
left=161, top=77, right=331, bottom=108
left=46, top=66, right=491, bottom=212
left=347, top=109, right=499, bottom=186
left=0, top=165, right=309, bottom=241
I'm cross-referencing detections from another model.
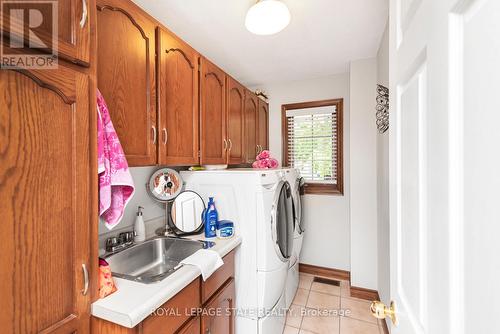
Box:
left=286, top=108, right=338, bottom=184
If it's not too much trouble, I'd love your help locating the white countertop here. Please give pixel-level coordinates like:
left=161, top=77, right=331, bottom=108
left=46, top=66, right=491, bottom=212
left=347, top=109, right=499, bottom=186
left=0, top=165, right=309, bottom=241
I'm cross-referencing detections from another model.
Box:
left=91, top=234, right=242, bottom=328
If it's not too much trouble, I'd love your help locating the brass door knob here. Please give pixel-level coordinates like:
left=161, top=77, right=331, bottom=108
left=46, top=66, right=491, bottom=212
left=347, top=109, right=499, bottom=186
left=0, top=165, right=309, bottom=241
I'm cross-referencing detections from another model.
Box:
left=370, top=300, right=397, bottom=325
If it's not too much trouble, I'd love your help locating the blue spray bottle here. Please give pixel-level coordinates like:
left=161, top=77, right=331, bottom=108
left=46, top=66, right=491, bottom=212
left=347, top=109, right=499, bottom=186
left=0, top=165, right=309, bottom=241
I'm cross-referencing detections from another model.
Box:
left=204, top=197, right=218, bottom=238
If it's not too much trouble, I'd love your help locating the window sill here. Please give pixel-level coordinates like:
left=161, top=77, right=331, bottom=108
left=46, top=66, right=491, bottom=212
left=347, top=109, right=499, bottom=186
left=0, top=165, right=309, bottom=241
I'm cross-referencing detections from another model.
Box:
left=302, top=183, right=343, bottom=195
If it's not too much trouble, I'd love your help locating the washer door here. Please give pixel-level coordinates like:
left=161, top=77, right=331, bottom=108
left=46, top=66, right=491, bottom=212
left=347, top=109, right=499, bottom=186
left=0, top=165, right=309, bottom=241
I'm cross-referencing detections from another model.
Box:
left=272, top=181, right=294, bottom=261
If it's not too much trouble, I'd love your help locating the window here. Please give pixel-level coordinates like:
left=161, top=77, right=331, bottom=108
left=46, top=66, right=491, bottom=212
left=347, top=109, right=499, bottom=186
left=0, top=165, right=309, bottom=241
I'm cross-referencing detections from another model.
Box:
left=282, top=99, right=343, bottom=195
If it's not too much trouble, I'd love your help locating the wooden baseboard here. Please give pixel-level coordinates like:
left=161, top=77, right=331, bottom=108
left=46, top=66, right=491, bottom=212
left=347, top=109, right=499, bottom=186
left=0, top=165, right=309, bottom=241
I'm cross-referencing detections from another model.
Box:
left=298, top=263, right=350, bottom=281
left=349, top=286, right=379, bottom=301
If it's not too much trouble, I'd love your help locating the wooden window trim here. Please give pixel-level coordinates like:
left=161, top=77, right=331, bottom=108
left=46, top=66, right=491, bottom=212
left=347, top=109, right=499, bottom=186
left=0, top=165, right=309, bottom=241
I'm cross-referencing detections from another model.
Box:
left=282, top=98, right=344, bottom=195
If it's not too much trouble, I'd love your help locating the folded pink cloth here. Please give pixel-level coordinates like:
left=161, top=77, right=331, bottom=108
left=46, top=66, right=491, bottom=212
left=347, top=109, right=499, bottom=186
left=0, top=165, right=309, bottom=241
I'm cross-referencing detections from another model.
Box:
left=252, top=150, right=279, bottom=169
left=97, top=89, right=135, bottom=230
left=257, top=150, right=270, bottom=160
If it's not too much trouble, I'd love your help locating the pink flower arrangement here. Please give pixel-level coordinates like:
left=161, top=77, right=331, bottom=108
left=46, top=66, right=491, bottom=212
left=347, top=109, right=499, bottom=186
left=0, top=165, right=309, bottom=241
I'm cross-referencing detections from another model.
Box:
left=252, top=150, right=279, bottom=169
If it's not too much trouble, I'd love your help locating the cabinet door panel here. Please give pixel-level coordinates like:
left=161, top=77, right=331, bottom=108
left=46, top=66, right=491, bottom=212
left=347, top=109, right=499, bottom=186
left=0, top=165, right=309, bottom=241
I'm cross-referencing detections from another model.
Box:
left=200, top=58, right=226, bottom=165
left=178, top=316, right=201, bottom=334
left=257, top=99, right=269, bottom=151
left=226, top=77, right=245, bottom=165
left=97, top=0, right=157, bottom=166
left=201, top=279, right=235, bottom=334
left=158, top=28, right=199, bottom=166
left=0, top=66, right=91, bottom=333
left=244, top=91, right=258, bottom=163
left=1, top=0, right=91, bottom=65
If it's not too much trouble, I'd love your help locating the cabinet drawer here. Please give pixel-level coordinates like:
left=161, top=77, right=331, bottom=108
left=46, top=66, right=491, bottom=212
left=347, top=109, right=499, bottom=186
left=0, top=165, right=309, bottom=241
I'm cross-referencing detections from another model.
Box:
left=201, top=251, right=235, bottom=304
left=143, top=279, right=201, bottom=334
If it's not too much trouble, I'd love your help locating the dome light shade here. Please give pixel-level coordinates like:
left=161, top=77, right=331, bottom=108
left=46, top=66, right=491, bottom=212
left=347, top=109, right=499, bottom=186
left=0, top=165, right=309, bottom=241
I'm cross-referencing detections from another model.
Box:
left=245, top=0, right=291, bottom=35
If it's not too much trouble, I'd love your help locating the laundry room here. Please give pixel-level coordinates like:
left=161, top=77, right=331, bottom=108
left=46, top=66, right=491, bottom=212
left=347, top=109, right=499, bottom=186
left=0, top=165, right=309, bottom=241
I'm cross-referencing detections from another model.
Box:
left=3, top=0, right=498, bottom=334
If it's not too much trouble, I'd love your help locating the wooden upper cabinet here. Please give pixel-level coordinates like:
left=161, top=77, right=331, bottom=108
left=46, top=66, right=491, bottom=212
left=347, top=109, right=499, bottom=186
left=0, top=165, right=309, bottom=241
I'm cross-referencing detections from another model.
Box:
left=157, top=28, right=200, bottom=166
left=257, top=98, right=269, bottom=151
left=0, top=0, right=91, bottom=65
left=201, top=279, right=235, bottom=334
left=96, top=0, right=157, bottom=166
left=200, top=57, right=227, bottom=165
left=0, top=65, right=91, bottom=333
left=244, top=90, right=259, bottom=163
left=226, top=77, right=245, bottom=165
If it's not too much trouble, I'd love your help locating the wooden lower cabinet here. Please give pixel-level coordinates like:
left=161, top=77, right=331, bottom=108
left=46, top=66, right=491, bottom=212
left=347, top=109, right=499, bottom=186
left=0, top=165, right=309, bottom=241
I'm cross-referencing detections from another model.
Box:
left=178, top=316, right=201, bottom=334
left=201, top=279, right=235, bottom=334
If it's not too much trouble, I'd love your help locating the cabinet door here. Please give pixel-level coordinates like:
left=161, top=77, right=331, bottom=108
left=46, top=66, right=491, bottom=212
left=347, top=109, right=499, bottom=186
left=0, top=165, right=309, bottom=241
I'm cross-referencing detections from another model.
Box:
left=257, top=99, right=269, bottom=151
left=97, top=0, right=157, bottom=166
left=178, top=316, right=201, bottom=334
left=0, top=65, right=91, bottom=333
left=157, top=28, right=199, bottom=166
left=201, top=279, right=235, bottom=334
left=226, top=77, right=245, bottom=165
left=1, top=0, right=91, bottom=65
left=244, top=91, right=259, bottom=163
left=200, top=57, right=227, bottom=165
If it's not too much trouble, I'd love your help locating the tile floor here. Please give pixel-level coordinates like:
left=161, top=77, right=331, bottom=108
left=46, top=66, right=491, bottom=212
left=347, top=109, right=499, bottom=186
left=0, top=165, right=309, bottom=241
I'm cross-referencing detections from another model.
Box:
left=283, top=273, right=387, bottom=334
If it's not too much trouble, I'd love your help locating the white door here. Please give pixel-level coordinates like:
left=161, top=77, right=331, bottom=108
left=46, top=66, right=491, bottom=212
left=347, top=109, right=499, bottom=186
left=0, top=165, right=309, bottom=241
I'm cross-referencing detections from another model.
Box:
left=389, top=0, right=500, bottom=333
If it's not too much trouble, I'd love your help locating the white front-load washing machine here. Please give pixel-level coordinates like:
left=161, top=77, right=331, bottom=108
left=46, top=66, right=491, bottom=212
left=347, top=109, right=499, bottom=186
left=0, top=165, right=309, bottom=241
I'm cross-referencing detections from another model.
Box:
left=181, top=169, right=295, bottom=334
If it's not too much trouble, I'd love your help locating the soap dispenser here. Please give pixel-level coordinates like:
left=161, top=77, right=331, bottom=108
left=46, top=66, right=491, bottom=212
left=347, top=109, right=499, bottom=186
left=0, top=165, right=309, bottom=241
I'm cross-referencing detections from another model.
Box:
left=134, top=206, right=146, bottom=242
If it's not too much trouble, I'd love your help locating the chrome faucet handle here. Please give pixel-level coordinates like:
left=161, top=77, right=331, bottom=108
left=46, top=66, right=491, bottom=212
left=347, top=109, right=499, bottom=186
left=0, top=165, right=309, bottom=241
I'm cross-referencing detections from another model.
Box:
left=106, top=230, right=135, bottom=253
left=105, top=237, right=119, bottom=252
left=120, top=231, right=135, bottom=243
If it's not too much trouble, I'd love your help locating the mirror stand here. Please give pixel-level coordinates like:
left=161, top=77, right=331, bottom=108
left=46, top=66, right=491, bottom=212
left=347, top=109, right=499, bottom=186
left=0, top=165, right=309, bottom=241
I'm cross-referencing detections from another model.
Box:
left=164, top=200, right=204, bottom=237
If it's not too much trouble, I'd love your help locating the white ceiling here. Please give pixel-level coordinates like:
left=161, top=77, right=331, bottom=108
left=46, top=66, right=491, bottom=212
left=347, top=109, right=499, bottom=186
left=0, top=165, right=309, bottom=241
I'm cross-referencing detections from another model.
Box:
left=133, top=0, right=388, bottom=87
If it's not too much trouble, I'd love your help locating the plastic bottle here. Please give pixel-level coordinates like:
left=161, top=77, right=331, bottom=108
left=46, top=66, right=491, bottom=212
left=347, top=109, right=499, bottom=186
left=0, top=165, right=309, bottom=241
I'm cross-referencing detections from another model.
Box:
left=204, top=197, right=218, bottom=238
left=134, top=206, right=146, bottom=242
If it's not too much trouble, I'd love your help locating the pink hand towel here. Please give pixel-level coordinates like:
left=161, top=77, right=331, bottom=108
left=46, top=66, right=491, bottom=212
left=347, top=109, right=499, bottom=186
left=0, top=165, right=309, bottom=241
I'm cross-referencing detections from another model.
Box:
left=252, top=149, right=279, bottom=169
left=97, top=89, right=135, bottom=230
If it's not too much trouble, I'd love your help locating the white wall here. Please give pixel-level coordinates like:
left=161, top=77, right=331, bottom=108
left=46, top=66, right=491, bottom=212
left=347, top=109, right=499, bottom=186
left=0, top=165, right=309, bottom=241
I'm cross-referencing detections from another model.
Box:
left=257, top=73, right=351, bottom=270
left=376, top=22, right=391, bottom=306
left=349, top=58, right=378, bottom=290
left=98, top=166, right=167, bottom=252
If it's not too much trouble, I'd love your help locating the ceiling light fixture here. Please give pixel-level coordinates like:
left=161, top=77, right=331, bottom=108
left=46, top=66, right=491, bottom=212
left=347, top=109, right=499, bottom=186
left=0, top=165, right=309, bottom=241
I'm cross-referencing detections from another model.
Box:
left=245, top=0, right=291, bottom=36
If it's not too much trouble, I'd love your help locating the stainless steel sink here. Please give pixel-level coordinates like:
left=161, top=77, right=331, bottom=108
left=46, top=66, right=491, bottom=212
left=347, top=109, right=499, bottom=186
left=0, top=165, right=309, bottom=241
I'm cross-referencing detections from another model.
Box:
left=104, top=236, right=215, bottom=284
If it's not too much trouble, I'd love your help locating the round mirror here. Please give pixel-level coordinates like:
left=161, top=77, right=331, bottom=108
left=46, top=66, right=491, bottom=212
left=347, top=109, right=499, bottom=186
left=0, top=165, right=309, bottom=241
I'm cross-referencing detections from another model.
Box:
left=170, top=191, right=205, bottom=233
left=148, top=168, right=183, bottom=202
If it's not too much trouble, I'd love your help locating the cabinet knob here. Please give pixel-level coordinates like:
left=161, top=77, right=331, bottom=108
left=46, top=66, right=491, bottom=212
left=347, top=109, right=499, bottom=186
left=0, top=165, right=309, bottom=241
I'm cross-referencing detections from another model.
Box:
left=223, top=139, right=228, bottom=151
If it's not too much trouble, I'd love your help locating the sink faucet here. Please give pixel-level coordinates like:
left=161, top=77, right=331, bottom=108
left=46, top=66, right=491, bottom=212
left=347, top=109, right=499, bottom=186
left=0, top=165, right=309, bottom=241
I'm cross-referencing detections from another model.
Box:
left=105, top=230, right=135, bottom=253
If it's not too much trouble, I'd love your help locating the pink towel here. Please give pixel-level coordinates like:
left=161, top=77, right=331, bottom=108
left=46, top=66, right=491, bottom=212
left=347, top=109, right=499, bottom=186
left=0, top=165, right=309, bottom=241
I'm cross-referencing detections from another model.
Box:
left=97, top=89, right=135, bottom=230
left=252, top=150, right=279, bottom=169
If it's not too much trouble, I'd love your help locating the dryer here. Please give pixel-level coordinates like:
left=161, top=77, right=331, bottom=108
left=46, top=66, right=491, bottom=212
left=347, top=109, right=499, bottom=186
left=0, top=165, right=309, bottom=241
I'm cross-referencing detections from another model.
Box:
left=181, top=169, right=295, bottom=334
left=284, top=168, right=306, bottom=309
